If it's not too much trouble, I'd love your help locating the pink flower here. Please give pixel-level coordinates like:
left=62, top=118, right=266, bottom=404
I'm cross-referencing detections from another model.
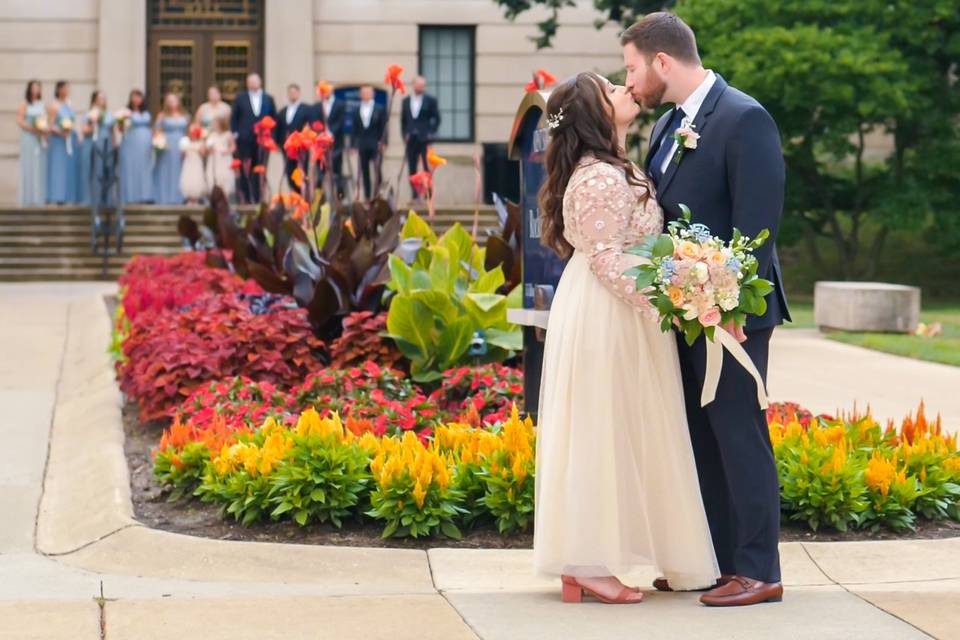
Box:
left=699, top=307, right=722, bottom=327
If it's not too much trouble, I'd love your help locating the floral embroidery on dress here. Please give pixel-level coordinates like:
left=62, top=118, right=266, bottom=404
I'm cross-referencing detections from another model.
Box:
left=562, top=158, right=663, bottom=316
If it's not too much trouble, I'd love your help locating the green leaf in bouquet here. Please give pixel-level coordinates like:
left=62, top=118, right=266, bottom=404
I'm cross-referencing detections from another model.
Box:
left=623, top=266, right=644, bottom=279
left=660, top=316, right=673, bottom=332
left=634, top=269, right=658, bottom=290
left=749, top=229, right=771, bottom=248
left=679, top=203, right=693, bottom=222
left=751, top=278, right=774, bottom=297
left=732, top=228, right=742, bottom=245
left=654, top=293, right=674, bottom=315
left=704, top=325, right=716, bottom=342
left=652, top=234, right=675, bottom=259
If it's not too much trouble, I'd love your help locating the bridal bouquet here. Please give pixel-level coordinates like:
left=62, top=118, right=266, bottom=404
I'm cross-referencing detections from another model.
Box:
left=626, top=205, right=774, bottom=408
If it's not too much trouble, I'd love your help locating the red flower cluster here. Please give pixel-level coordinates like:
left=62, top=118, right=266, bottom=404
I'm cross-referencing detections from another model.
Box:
left=766, top=401, right=816, bottom=428
left=409, top=170, right=432, bottom=197
left=177, top=376, right=296, bottom=432
left=430, top=364, right=525, bottom=425
left=525, top=68, right=558, bottom=93
left=384, top=64, right=406, bottom=94
left=254, top=115, right=278, bottom=152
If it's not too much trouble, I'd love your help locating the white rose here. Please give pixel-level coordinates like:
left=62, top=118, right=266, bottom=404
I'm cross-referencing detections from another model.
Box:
left=719, top=293, right=739, bottom=311
left=682, top=304, right=699, bottom=321
left=683, top=131, right=700, bottom=149
left=693, top=261, right=710, bottom=284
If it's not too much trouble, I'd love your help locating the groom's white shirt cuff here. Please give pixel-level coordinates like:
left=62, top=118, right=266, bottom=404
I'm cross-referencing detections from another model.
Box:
left=657, top=69, right=717, bottom=176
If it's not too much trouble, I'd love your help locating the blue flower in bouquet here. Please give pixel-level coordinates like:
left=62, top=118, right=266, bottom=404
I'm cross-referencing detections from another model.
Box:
left=689, top=223, right=712, bottom=243
left=726, top=257, right=741, bottom=273
left=658, top=257, right=677, bottom=283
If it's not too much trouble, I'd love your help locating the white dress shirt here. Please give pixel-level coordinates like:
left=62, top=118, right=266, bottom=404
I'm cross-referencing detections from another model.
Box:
left=286, top=100, right=300, bottom=124
left=359, top=100, right=374, bottom=129
left=657, top=70, right=717, bottom=176
left=323, top=97, right=335, bottom=119
left=410, top=93, right=423, bottom=119
left=250, top=89, right=263, bottom=117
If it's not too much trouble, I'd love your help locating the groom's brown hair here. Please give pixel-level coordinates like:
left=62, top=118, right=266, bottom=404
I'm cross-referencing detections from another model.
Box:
left=620, top=12, right=700, bottom=65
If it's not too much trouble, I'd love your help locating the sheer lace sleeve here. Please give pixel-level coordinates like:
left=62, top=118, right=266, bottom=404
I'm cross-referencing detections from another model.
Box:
left=565, top=163, right=654, bottom=312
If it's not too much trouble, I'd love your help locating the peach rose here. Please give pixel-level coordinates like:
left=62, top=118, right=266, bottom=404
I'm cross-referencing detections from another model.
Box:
left=699, top=307, right=722, bottom=327
left=677, top=240, right=703, bottom=260
left=668, top=287, right=684, bottom=306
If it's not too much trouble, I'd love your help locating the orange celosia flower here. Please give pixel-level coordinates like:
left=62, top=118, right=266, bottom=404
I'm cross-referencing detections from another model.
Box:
left=316, top=80, right=333, bottom=99
left=384, top=64, right=406, bottom=94
left=427, top=148, right=447, bottom=169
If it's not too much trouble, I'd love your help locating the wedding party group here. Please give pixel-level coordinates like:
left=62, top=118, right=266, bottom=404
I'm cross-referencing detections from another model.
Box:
left=533, top=12, right=790, bottom=608
left=14, top=72, right=441, bottom=208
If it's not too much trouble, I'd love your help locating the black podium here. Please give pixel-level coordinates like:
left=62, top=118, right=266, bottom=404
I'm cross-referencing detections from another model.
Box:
left=506, top=91, right=566, bottom=419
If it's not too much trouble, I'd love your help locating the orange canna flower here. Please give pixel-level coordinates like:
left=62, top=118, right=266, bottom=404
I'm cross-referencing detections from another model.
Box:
left=291, top=167, right=304, bottom=188
left=316, top=80, right=333, bottom=99
left=252, top=165, right=266, bottom=174
left=230, top=158, right=242, bottom=172
left=384, top=64, right=406, bottom=94
left=525, top=68, right=558, bottom=92
left=410, top=170, right=432, bottom=197
left=427, top=148, right=447, bottom=169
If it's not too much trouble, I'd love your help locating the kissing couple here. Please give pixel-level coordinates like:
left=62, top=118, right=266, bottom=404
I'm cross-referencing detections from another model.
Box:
left=532, top=12, right=792, bottom=607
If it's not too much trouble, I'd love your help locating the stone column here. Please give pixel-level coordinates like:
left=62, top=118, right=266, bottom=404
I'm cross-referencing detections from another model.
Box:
left=264, top=0, right=315, bottom=100
left=97, top=0, right=146, bottom=109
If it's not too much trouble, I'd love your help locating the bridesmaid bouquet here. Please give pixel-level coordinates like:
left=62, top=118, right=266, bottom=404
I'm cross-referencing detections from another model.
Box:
left=625, top=204, right=773, bottom=408
left=152, top=132, right=167, bottom=151
left=31, top=115, right=48, bottom=132
left=113, top=108, right=131, bottom=130
left=59, top=117, right=74, bottom=132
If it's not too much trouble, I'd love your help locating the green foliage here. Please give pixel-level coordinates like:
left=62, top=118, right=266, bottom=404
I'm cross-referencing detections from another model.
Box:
left=386, top=214, right=522, bottom=383
left=153, top=442, right=210, bottom=502
left=268, top=434, right=371, bottom=528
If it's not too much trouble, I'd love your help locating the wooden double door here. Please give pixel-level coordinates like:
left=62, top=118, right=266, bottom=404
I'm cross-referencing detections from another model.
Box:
left=146, top=1, right=263, bottom=115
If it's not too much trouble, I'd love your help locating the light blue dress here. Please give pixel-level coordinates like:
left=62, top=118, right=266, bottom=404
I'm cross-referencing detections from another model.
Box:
left=77, top=113, right=95, bottom=205
left=152, top=114, right=188, bottom=205
left=46, top=102, right=79, bottom=204
left=119, top=111, right=154, bottom=204
left=18, top=101, right=46, bottom=206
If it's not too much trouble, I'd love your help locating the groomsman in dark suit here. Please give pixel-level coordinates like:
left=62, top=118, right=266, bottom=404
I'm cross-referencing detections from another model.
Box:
left=351, top=85, right=386, bottom=200
left=230, top=72, right=277, bottom=203
left=401, top=76, right=441, bottom=197
left=275, top=83, right=312, bottom=192
left=313, top=81, right=346, bottom=196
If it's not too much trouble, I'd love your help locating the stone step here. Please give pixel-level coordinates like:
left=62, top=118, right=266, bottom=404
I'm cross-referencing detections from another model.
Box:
left=0, top=235, right=182, bottom=249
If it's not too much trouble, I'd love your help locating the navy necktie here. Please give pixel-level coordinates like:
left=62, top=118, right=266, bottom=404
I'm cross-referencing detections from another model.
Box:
left=649, top=107, right=685, bottom=186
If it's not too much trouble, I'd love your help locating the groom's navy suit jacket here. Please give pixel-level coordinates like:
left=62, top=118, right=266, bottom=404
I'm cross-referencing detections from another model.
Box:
left=646, top=74, right=790, bottom=332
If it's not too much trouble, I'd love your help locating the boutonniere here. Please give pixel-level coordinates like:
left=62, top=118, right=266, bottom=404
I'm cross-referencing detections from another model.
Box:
left=673, top=118, right=700, bottom=164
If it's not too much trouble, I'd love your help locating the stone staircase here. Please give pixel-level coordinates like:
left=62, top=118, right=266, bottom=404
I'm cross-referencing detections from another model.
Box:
left=0, top=204, right=499, bottom=281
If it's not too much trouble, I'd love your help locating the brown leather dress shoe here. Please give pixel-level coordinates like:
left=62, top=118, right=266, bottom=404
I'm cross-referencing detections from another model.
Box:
left=653, top=575, right=734, bottom=593
left=699, top=576, right=783, bottom=606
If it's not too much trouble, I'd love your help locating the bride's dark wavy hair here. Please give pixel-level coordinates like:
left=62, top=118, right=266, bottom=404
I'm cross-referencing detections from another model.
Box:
left=538, top=72, right=649, bottom=258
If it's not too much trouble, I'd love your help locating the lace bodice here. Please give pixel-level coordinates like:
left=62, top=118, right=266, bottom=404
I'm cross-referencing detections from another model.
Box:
left=562, top=158, right=663, bottom=311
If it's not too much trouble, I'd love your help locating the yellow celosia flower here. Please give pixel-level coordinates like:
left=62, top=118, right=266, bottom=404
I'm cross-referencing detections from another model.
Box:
left=412, top=479, right=427, bottom=509
left=865, top=451, right=897, bottom=497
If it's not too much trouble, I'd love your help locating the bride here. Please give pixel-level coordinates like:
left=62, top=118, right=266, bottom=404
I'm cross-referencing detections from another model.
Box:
left=533, top=72, right=720, bottom=604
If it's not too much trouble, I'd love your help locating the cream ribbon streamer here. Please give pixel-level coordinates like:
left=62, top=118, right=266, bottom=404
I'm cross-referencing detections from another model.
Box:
left=700, top=327, right=769, bottom=409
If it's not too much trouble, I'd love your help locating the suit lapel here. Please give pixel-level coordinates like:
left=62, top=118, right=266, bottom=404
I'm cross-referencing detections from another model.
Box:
left=656, top=74, right=728, bottom=198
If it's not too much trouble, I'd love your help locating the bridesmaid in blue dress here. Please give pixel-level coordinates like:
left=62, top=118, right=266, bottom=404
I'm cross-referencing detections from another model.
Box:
left=119, top=89, right=153, bottom=204
left=76, top=91, right=98, bottom=205
left=46, top=81, right=79, bottom=204
left=80, top=90, right=116, bottom=207
left=152, top=93, right=188, bottom=205
left=16, top=80, right=46, bottom=206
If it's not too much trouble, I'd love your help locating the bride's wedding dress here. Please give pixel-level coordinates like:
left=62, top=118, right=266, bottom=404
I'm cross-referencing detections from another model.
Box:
left=533, top=156, right=720, bottom=590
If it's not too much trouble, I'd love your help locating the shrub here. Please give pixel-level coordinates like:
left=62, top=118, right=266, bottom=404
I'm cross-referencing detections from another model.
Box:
left=476, top=406, right=537, bottom=534
left=119, top=292, right=325, bottom=422
left=268, top=409, right=372, bottom=527
left=367, top=431, right=466, bottom=539
left=330, top=311, right=403, bottom=369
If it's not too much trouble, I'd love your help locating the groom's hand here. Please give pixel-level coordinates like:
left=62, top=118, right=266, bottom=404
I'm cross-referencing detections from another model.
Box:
left=722, top=320, right=747, bottom=343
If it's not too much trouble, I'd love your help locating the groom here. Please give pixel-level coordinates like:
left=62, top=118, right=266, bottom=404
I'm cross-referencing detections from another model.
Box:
left=622, top=13, right=791, bottom=606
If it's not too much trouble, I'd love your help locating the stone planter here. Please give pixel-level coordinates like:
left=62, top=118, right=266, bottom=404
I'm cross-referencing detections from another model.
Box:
left=814, top=281, right=920, bottom=333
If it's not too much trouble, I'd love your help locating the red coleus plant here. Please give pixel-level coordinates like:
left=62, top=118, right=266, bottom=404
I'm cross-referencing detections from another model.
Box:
left=119, top=291, right=325, bottom=422
left=329, top=311, right=403, bottom=369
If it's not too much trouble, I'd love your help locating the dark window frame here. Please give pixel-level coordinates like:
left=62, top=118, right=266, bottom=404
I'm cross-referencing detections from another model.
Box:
left=417, top=25, right=476, bottom=143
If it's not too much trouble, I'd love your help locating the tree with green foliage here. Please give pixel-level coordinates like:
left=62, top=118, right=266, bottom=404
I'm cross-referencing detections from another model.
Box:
left=492, top=0, right=960, bottom=279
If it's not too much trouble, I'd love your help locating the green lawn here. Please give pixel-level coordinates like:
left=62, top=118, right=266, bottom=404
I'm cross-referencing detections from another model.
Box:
left=783, top=302, right=960, bottom=367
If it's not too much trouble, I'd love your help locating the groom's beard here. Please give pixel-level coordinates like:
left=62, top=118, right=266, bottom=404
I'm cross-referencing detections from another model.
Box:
left=640, top=79, right=668, bottom=110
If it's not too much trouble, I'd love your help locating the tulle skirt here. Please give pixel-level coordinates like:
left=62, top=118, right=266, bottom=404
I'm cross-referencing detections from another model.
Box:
left=533, top=252, right=720, bottom=590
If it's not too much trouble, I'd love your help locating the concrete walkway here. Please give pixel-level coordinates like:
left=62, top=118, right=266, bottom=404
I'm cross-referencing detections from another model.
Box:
left=1, top=282, right=958, bottom=640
